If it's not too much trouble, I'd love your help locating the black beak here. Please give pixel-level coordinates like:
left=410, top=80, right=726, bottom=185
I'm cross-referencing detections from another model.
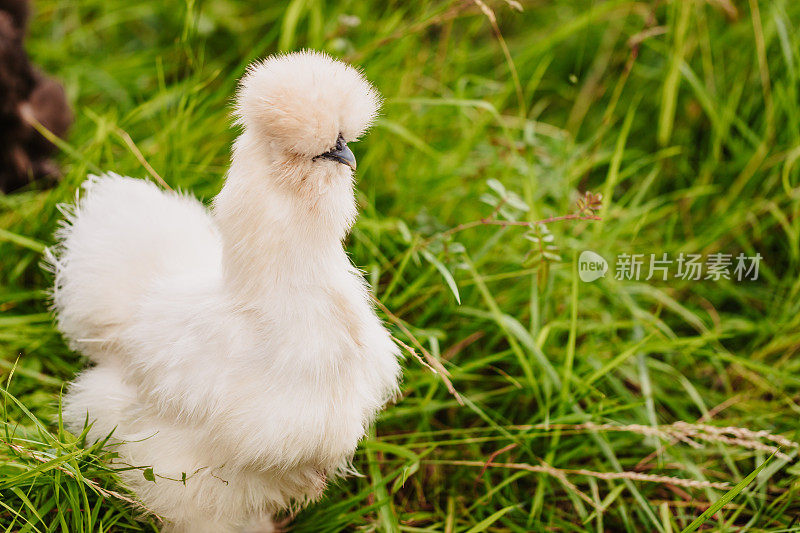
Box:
left=317, top=136, right=357, bottom=170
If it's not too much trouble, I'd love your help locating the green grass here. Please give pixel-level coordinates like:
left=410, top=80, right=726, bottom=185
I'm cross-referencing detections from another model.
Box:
left=3, top=0, right=800, bottom=530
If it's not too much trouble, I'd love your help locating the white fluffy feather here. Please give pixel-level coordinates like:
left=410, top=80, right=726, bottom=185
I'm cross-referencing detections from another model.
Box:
left=49, top=51, right=401, bottom=533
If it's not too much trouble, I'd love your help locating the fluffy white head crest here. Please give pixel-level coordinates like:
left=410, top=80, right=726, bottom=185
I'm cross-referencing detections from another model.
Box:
left=235, top=50, right=382, bottom=157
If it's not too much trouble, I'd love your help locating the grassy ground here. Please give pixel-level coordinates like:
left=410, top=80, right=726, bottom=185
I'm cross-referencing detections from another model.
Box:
left=2, top=0, right=800, bottom=531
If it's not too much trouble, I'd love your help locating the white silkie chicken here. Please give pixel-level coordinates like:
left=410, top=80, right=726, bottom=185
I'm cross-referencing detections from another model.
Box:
left=48, top=51, right=401, bottom=533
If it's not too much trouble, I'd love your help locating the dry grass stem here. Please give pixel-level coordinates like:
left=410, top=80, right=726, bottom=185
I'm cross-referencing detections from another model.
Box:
left=443, top=459, right=732, bottom=490
left=374, top=297, right=464, bottom=405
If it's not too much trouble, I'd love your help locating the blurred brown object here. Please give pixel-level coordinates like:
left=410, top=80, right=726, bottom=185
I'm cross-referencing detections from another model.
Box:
left=0, top=0, right=72, bottom=192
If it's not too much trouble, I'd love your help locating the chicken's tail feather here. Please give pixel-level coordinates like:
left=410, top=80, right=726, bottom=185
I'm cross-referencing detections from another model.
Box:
left=46, top=173, right=220, bottom=360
